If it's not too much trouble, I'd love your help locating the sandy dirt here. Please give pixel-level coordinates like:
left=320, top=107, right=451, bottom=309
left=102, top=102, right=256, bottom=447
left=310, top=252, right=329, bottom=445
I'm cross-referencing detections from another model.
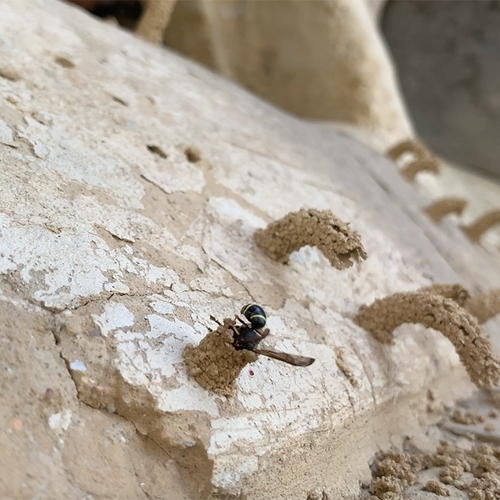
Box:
left=361, top=390, right=500, bottom=499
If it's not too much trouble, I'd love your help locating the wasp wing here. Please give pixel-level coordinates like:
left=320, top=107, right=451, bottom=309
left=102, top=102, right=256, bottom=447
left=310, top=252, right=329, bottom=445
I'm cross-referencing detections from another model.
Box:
left=254, top=348, right=315, bottom=367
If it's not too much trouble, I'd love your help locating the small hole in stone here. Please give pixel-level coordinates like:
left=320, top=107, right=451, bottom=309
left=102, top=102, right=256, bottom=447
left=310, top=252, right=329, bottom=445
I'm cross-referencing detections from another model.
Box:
left=0, top=66, right=20, bottom=81
left=147, top=144, right=167, bottom=158
left=54, top=57, right=75, bottom=69
left=112, top=96, right=128, bottom=106
left=184, top=146, right=201, bottom=163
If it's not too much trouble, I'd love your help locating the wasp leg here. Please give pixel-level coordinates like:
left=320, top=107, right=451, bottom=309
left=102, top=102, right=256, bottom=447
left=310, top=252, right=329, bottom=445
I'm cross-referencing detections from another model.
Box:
left=209, top=315, right=222, bottom=326
left=227, top=323, right=241, bottom=337
left=255, top=328, right=270, bottom=341
left=235, top=314, right=251, bottom=328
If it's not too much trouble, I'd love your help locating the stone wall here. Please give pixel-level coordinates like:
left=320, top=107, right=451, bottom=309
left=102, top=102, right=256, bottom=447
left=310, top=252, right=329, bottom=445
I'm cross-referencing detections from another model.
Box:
left=1, top=0, right=500, bottom=498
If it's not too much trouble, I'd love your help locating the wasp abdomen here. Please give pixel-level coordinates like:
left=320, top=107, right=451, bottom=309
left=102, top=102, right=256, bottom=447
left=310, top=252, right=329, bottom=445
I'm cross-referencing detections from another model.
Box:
left=241, top=303, right=267, bottom=329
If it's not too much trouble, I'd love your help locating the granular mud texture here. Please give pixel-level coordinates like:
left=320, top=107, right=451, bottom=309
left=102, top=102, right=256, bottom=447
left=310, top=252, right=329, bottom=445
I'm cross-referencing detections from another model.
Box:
left=254, top=208, right=367, bottom=270
left=183, top=318, right=257, bottom=396
left=466, top=289, right=500, bottom=324
left=366, top=442, right=500, bottom=499
left=419, top=284, right=470, bottom=308
left=451, top=410, right=485, bottom=425
left=416, top=284, right=500, bottom=325
left=424, top=479, right=450, bottom=496
left=355, top=291, right=500, bottom=389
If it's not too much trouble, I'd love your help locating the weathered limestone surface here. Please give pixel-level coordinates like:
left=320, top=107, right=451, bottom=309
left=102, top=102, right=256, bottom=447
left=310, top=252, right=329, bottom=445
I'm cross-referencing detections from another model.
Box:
left=1, top=0, right=500, bottom=499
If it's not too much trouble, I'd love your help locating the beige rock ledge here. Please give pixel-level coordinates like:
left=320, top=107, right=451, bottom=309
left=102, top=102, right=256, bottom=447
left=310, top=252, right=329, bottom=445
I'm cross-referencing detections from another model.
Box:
left=1, top=1, right=500, bottom=499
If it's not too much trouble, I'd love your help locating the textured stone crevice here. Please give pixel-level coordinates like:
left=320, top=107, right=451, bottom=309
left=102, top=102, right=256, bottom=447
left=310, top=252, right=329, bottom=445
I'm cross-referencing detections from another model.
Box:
left=418, top=283, right=470, bottom=308
left=334, top=347, right=359, bottom=389
left=355, top=291, right=500, bottom=389
left=254, top=208, right=367, bottom=270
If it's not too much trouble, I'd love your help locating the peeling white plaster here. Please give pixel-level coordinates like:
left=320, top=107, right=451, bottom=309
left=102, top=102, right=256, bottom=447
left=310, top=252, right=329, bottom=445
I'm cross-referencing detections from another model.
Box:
left=16, top=117, right=145, bottom=209
left=104, top=220, right=135, bottom=243
left=0, top=119, right=16, bottom=146
left=0, top=215, right=120, bottom=309
left=104, top=281, right=130, bottom=293
left=48, top=410, right=72, bottom=432
left=70, top=360, right=86, bottom=372
left=92, top=303, right=135, bottom=337
left=193, top=321, right=209, bottom=336
left=0, top=214, right=180, bottom=310
left=114, top=312, right=220, bottom=416
left=207, top=197, right=266, bottom=234
left=146, top=265, right=173, bottom=285
left=115, top=330, right=144, bottom=342
left=179, top=244, right=207, bottom=271
left=149, top=298, right=175, bottom=315
left=145, top=315, right=199, bottom=341
left=117, top=315, right=201, bottom=380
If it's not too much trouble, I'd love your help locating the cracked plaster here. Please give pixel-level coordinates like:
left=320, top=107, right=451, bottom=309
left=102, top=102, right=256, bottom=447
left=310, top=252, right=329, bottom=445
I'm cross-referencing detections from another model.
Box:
left=0, top=0, right=496, bottom=498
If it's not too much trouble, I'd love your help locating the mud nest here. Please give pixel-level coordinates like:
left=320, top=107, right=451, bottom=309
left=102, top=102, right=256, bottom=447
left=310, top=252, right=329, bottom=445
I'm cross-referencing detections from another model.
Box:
left=183, top=318, right=257, bottom=396
left=355, top=291, right=500, bottom=389
left=425, top=197, right=468, bottom=223
left=254, top=208, right=367, bottom=270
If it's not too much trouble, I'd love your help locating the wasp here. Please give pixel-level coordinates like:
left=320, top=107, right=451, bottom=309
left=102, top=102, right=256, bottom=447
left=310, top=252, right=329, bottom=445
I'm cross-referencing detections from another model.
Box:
left=230, top=304, right=315, bottom=367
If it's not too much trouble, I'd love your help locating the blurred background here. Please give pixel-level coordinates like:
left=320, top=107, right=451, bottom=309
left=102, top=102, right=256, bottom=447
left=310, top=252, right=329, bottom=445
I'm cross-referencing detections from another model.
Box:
left=383, top=1, right=500, bottom=180
left=65, top=0, right=500, bottom=250
left=67, top=0, right=500, bottom=177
